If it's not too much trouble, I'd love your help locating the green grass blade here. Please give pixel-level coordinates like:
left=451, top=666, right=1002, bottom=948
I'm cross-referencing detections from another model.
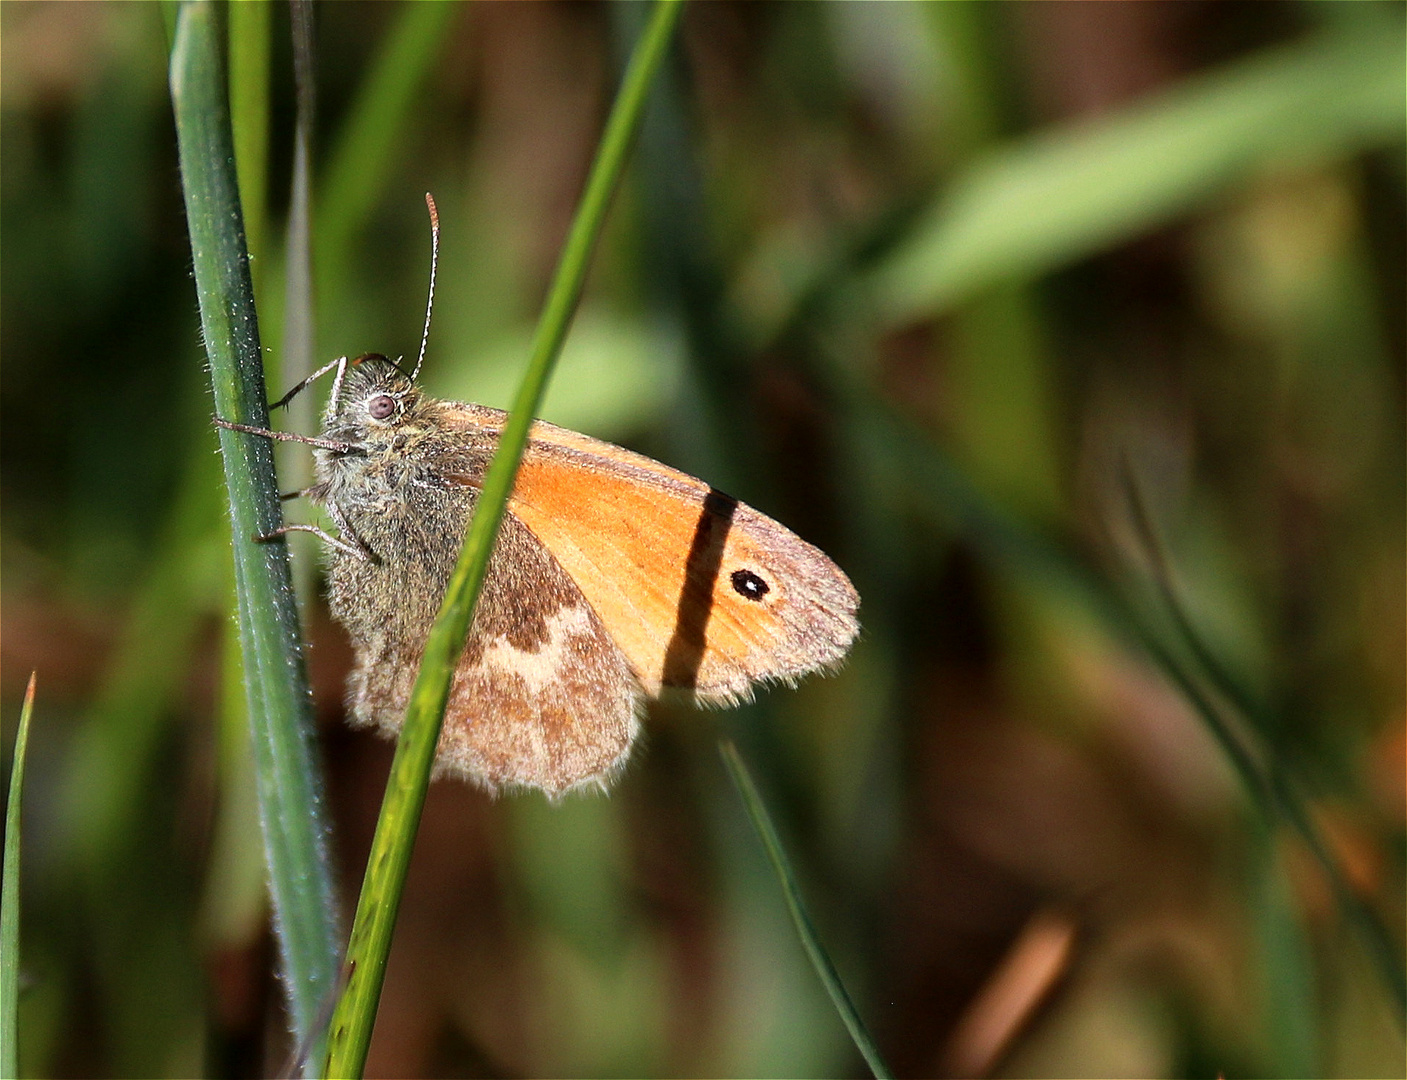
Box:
left=869, top=22, right=1405, bottom=321
left=321, top=3, right=685, bottom=1076
left=279, top=1, right=321, bottom=613
left=169, top=0, right=339, bottom=1047
left=319, top=0, right=457, bottom=233
left=316, top=1, right=458, bottom=324
left=228, top=0, right=271, bottom=295
left=283, top=0, right=316, bottom=402
left=1, top=675, right=37, bottom=1080
left=719, top=740, right=893, bottom=1080
left=200, top=575, right=269, bottom=950
left=1253, top=830, right=1321, bottom=1076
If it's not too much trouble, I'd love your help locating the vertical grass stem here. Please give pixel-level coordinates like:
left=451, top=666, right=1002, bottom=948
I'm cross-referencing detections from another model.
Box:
left=321, top=3, right=685, bottom=1076
left=1, top=675, right=37, bottom=1079
left=170, top=0, right=340, bottom=1050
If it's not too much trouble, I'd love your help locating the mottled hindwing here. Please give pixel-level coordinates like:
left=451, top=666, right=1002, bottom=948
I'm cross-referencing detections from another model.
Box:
left=339, top=501, right=643, bottom=795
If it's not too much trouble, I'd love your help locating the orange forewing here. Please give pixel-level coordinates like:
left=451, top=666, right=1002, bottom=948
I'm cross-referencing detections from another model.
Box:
left=441, top=406, right=858, bottom=704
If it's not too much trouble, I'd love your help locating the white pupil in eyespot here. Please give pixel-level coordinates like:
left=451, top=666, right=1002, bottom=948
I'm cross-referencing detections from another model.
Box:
left=368, top=395, right=395, bottom=420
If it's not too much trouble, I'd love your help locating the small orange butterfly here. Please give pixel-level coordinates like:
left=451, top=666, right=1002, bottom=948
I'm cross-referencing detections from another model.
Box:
left=218, top=199, right=858, bottom=795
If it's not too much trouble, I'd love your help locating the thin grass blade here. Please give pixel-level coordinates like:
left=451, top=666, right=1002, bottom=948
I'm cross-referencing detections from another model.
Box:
left=228, top=0, right=271, bottom=295
left=1, top=675, right=37, bottom=1079
left=321, top=3, right=685, bottom=1076
left=283, top=0, right=316, bottom=404
left=170, top=0, right=339, bottom=1049
left=719, top=739, right=893, bottom=1080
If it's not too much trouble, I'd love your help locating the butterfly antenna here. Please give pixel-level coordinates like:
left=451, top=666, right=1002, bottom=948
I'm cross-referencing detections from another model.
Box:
left=410, top=192, right=440, bottom=382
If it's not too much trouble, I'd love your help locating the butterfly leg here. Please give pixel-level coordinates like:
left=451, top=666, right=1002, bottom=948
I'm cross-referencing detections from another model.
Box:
left=254, top=496, right=375, bottom=561
left=213, top=416, right=359, bottom=454
left=253, top=520, right=375, bottom=563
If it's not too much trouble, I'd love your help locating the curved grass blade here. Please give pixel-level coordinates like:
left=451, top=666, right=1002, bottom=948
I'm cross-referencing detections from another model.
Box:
left=719, top=739, right=894, bottom=1080
left=868, top=22, right=1405, bottom=321
left=1, top=674, right=37, bottom=1080
left=853, top=384, right=1407, bottom=1027
left=170, top=0, right=339, bottom=1048
left=1121, top=471, right=1407, bottom=1025
left=321, top=2, right=686, bottom=1075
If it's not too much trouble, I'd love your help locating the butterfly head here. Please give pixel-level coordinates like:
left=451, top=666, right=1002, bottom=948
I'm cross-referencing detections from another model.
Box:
left=322, top=353, right=431, bottom=447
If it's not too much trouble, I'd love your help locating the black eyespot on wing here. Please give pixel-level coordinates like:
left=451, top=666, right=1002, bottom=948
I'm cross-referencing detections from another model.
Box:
left=368, top=394, right=396, bottom=420
left=730, top=568, right=769, bottom=601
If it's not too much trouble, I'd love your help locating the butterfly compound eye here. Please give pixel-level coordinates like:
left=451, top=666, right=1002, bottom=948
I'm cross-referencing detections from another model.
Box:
left=368, top=394, right=396, bottom=420
left=730, top=568, right=770, bottom=601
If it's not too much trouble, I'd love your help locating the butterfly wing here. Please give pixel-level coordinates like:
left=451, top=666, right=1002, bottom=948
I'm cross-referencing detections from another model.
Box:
left=440, top=404, right=859, bottom=704
left=328, top=466, right=641, bottom=795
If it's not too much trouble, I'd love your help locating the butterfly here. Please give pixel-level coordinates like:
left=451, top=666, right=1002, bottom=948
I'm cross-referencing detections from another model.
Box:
left=217, top=201, right=857, bottom=795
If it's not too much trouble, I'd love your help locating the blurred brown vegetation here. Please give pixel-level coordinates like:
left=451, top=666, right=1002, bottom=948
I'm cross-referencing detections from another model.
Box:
left=2, top=2, right=1403, bottom=1077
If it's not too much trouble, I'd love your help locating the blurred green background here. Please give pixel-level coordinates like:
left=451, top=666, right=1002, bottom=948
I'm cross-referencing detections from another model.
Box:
left=2, top=2, right=1403, bottom=1077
